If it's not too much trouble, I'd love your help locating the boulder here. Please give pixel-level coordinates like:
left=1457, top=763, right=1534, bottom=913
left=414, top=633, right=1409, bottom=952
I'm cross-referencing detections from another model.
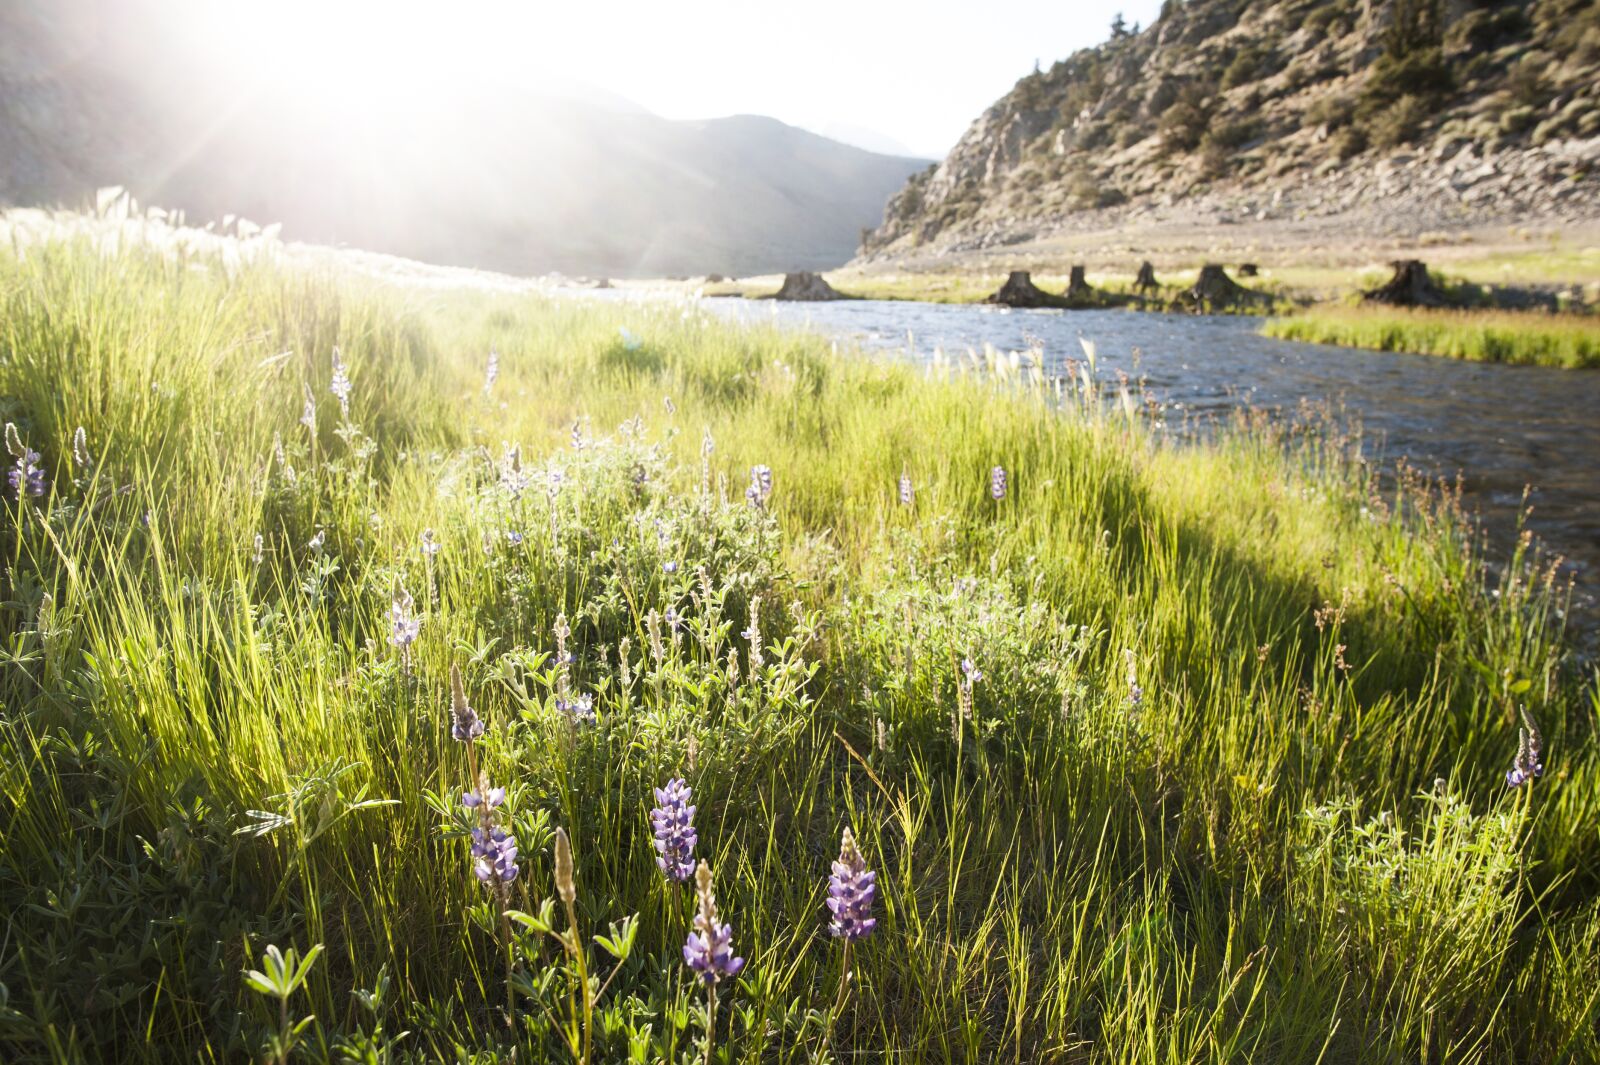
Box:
left=774, top=271, right=845, bottom=301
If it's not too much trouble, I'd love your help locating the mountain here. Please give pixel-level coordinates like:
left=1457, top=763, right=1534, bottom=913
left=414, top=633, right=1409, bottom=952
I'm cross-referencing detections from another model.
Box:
left=859, top=0, right=1600, bottom=264
left=0, top=3, right=928, bottom=278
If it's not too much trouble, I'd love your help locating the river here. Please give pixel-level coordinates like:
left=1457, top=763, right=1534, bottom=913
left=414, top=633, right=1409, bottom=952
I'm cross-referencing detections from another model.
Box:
left=707, top=298, right=1600, bottom=626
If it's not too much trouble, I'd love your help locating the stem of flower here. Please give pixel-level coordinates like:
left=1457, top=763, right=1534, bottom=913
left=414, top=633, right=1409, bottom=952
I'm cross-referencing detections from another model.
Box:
left=563, top=895, right=591, bottom=1065
left=704, top=983, right=719, bottom=1065
left=825, top=939, right=852, bottom=1052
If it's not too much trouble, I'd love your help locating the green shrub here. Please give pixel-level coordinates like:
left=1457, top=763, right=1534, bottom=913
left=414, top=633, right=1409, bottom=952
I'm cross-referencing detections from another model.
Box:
left=1159, top=99, right=1210, bottom=151
left=1498, top=105, right=1539, bottom=135
left=1369, top=94, right=1431, bottom=147
left=1333, top=124, right=1369, bottom=159
left=1221, top=49, right=1262, bottom=91
left=1305, top=93, right=1356, bottom=131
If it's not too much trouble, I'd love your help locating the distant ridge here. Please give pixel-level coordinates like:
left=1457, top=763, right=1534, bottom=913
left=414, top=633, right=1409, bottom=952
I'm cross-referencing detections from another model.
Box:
left=0, top=2, right=929, bottom=277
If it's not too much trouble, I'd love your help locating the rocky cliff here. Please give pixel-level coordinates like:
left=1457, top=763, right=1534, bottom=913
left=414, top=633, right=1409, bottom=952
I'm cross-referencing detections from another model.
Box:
left=861, top=0, right=1600, bottom=263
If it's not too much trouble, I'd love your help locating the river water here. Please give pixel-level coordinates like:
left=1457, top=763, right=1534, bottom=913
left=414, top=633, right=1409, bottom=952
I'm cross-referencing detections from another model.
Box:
left=708, top=298, right=1600, bottom=620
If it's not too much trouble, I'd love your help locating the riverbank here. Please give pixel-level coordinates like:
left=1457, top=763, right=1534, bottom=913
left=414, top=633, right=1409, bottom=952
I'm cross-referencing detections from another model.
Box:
left=2, top=212, right=1597, bottom=1062
left=1264, top=305, right=1600, bottom=368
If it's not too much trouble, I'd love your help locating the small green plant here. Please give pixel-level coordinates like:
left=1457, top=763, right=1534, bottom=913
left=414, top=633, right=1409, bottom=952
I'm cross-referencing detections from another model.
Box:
left=243, top=943, right=324, bottom=1065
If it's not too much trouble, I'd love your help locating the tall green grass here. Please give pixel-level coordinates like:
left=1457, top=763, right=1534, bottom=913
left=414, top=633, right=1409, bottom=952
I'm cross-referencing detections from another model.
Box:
left=1264, top=305, right=1600, bottom=368
left=1, top=220, right=1597, bottom=1063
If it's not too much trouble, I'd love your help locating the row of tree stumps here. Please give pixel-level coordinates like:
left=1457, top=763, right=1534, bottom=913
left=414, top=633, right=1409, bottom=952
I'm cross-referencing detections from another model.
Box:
left=984, top=261, right=1272, bottom=312
left=979, top=259, right=1451, bottom=312
left=766, top=260, right=1452, bottom=311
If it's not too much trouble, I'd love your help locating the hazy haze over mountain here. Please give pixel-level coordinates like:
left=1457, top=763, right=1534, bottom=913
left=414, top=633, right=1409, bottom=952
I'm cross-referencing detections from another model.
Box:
left=0, top=1, right=931, bottom=277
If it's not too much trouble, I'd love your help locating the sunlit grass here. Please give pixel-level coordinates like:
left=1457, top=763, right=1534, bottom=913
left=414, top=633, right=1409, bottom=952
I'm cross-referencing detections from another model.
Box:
left=1, top=214, right=1597, bottom=1062
left=1264, top=305, right=1600, bottom=368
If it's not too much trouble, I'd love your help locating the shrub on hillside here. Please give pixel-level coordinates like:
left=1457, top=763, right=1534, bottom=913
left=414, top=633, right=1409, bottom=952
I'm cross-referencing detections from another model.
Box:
left=1369, top=94, right=1432, bottom=147
left=1333, top=124, right=1369, bottom=159
left=1305, top=94, right=1356, bottom=132
left=1159, top=100, right=1211, bottom=152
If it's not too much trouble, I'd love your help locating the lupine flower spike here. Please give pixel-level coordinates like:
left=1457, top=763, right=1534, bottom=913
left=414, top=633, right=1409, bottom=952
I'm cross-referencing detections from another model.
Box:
left=746, top=464, right=772, bottom=508
left=558, top=692, right=595, bottom=726
left=650, top=778, right=698, bottom=882
left=898, top=469, right=914, bottom=506
left=484, top=349, right=499, bottom=396
left=463, top=784, right=518, bottom=887
left=450, top=663, right=485, bottom=744
left=825, top=827, right=876, bottom=1045
left=5, top=423, right=45, bottom=499
left=990, top=465, right=1008, bottom=502
left=827, top=827, right=877, bottom=941
left=684, top=861, right=744, bottom=1005
left=330, top=346, right=352, bottom=418
left=1506, top=705, right=1544, bottom=788
left=389, top=579, right=420, bottom=672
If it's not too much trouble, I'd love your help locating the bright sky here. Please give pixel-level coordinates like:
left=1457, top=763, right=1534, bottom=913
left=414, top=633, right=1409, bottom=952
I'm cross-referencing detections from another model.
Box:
left=188, top=0, right=1167, bottom=158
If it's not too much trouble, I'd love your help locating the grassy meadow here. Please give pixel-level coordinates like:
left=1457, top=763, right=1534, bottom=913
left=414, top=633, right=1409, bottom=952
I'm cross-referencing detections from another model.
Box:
left=3, top=218, right=1600, bottom=1063
left=1264, top=305, right=1600, bottom=368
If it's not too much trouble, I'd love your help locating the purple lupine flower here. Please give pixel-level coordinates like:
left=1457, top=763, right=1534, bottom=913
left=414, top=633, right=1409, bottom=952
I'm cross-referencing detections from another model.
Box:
left=650, top=778, right=698, bottom=883
left=7, top=447, right=46, bottom=499
left=1506, top=705, right=1544, bottom=788
left=471, top=826, right=520, bottom=884
left=827, top=827, right=877, bottom=941
left=330, top=347, right=352, bottom=417
left=571, top=418, right=586, bottom=451
left=450, top=664, right=485, bottom=743
left=961, top=658, right=982, bottom=685
left=745, top=465, right=773, bottom=508
left=898, top=470, right=914, bottom=506
left=506, top=530, right=524, bottom=547
left=990, top=465, right=1008, bottom=502
left=683, top=861, right=743, bottom=985
left=300, top=386, right=317, bottom=432
left=5, top=423, right=44, bottom=498
left=421, top=527, right=441, bottom=558
left=462, top=786, right=505, bottom=809
left=558, top=692, right=595, bottom=725
left=389, top=581, right=420, bottom=651
left=484, top=349, right=499, bottom=396
left=663, top=560, right=679, bottom=574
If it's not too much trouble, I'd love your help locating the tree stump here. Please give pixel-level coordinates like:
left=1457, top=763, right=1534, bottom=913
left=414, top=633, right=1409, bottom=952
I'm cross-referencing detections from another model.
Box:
left=1134, top=261, right=1159, bottom=291
left=985, top=271, right=1069, bottom=308
left=1185, top=264, right=1268, bottom=311
left=1363, top=260, right=1452, bottom=308
left=1238, top=263, right=1259, bottom=277
left=774, top=271, right=845, bottom=301
left=1063, top=265, right=1097, bottom=305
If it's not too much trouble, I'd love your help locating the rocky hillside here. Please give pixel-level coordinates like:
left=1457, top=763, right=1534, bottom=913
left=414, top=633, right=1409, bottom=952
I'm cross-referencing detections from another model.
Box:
left=0, top=3, right=926, bottom=278
left=861, top=0, right=1600, bottom=263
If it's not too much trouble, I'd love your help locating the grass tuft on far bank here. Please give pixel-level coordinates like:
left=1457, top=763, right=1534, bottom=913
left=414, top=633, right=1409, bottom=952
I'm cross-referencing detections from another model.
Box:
left=1, top=213, right=1598, bottom=1063
left=1263, top=304, right=1600, bottom=367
